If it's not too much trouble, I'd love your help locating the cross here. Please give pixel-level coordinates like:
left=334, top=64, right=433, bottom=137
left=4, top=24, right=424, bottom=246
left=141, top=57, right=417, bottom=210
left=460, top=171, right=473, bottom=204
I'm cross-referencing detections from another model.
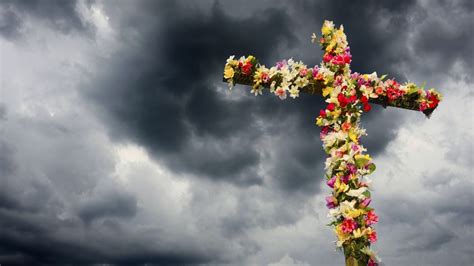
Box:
left=222, top=20, right=441, bottom=266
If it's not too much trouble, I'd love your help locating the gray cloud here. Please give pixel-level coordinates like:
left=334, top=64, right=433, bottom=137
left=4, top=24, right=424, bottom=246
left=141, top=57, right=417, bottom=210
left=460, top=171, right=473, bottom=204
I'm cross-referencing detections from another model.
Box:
left=0, top=0, right=94, bottom=40
left=1, top=0, right=473, bottom=265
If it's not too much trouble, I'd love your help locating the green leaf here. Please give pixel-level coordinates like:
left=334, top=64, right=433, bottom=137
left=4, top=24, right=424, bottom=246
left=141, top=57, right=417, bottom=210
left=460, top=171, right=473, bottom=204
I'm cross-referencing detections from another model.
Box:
left=354, top=154, right=371, bottom=168
left=366, top=163, right=376, bottom=174
left=380, top=74, right=387, bottom=81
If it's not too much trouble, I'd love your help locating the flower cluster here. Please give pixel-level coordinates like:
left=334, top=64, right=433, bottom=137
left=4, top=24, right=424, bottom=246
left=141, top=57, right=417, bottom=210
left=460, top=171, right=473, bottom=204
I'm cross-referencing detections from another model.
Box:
left=223, top=20, right=442, bottom=265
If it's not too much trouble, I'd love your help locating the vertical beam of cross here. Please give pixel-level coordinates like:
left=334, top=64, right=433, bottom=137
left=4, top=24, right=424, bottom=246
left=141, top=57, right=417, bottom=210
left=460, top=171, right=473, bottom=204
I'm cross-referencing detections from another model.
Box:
left=223, top=20, right=441, bottom=266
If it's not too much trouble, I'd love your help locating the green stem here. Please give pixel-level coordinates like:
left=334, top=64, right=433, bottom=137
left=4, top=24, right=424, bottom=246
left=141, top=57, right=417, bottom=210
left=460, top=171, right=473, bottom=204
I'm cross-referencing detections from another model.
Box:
left=343, top=246, right=369, bottom=266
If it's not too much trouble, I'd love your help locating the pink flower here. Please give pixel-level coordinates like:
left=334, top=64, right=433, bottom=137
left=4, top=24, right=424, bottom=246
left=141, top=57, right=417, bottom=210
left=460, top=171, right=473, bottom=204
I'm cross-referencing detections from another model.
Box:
left=368, top=231, right=377, bottom=243
left=327, top=176, right=336, bottom=188
left=341, top=175, right=350, bottom=184
left=351, top=144, right=360, bottom=152
left=320, top=126, right=330, bottom=139
left=375, top=87, right=384, bottom=95
left=325, top=196, right=337, bottom=209
left=359, top=198, right=372, bottom=208
left=419, top=101, right=428, bottom=111
left=275, top=87, right=287, bottom=100
left=347, top=163, right=357, bottom=174
left=365, top=210, right=379, bottom=225
left=351, top=72, right=360, bottom=80
left=341, top=218, right=357, bottom=233
left=299, top=68, right=308, bottom=77
left=331, top=55, right=345, bottom=65
left=312, top=66, right=319, bottom=78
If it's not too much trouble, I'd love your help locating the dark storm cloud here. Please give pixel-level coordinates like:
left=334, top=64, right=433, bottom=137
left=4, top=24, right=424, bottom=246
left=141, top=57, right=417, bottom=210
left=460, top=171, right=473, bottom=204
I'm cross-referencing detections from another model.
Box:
left=88, top=1, right=436, bottom=192
left=297, top=0, right=422, bottom=79
left=0, top=0, right=93, bottom=39
left=85, top=0, right=445, bottom=193
left=86, top=1, right=299, bottom=186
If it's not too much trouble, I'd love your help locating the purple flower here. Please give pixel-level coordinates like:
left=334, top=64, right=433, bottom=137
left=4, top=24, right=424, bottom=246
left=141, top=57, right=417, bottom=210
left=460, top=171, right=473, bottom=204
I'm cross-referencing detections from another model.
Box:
left=351, top=72, right=360, bottom=80
left=312, top=66, right=319, bottom=77
left=360, top=198, right=372, bottom=208
left=327, top=176, right=336, bottom=188
left=341, top=175, right=350, bottom=184
left=347, top=163, right=357, bottom=174
left=276, top=60, right=287, bottom=70
left=351, top=144, right=360, bottom=152
left=325, top=196, right=337, bottom=209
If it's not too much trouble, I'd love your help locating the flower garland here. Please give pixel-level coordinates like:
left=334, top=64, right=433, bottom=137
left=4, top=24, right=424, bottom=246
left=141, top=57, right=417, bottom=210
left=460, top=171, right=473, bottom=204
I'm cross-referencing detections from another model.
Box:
left=223, top=20, right=442, bottom=266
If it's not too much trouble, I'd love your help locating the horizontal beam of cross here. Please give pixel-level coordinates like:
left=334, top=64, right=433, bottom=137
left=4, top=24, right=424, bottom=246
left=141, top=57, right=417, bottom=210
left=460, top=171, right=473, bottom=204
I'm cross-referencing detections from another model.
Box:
left=224, top=73, right=437, bottom=117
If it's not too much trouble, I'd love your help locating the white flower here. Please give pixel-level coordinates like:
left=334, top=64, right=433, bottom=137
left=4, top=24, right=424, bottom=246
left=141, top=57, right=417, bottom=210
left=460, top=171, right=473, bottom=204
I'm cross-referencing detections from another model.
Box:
left=251, top=86, right=263, bottom=96
left=328, top=208, right=341, bottom=218
left=226, top=55, right=235, bottom=64
left=289, top=85, right=300, bottom=99
left=346, top=187, right=368, bottom=199
left=275, top=87, right=287, bottom=100
left=295, top=76, right=309, bottom=88
left=311, top=32, right=317, bottom=43
left=270, top=81, right=276, bottom=93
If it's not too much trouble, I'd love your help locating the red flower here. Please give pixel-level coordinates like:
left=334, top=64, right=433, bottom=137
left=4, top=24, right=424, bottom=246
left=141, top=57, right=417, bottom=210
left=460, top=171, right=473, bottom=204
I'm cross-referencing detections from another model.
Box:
left=320, top=109, right=326, bottom=117
left=348, top=95, right=357, bottom=103
left=338, top=93, right=349, bottom=108
left=368, top=258, right=378, bottom=266
left=360, top=95, right=368, bottom=104
left=341, top=218, right=357, bottom=233
left=368, top=231, right=377, bottom=243
left=327, top=103, right=336, bottom=111
left=363, top=103, right=372, bottom=112
left=419, top=101, right=428, bottom=111
left=323, top=53, right=333, bottom=63
left=428, top=94, right=440, bottom=109
left=241, top=62, right=253, bottom=75
left=343, top=52, right=352, bottom=64
left=365, top=210, right=379, bottom=225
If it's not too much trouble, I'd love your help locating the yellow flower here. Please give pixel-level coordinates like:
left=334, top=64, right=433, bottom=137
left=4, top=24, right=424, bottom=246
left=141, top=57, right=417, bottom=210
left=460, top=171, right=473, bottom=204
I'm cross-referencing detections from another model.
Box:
left=322, top=26, right=331, bottom=36
left=348, top=130, right=358, bottom=143
left=224, top=65, right=234, bottom=79
left=316, top=117, right=323, bottom=126
left=334, top=177, right=349, bottom=194
left=322, top=86, right=333, bottom=97
left=334, top=226, right=350, bottom=247
left=330, top=109, right=341, bottom=119
left=346, top=208, right=365, bottom=219
left=352, top=228, right=365, bottom=238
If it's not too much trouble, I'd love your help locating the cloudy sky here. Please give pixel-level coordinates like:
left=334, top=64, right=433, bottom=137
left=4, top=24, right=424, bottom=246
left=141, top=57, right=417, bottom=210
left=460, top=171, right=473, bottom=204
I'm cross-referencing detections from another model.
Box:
left=0, top=0, right=473, bottom=265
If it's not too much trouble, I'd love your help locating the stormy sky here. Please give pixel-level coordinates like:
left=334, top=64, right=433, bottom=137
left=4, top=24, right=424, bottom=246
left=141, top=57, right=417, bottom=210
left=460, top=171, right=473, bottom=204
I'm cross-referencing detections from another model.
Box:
left=0, top=0, right=473, bottom=265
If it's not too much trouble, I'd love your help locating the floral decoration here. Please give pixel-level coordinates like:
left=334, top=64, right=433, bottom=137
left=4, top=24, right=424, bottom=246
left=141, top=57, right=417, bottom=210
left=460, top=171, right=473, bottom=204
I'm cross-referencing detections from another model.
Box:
left=223, top=20, right=442, bottom=265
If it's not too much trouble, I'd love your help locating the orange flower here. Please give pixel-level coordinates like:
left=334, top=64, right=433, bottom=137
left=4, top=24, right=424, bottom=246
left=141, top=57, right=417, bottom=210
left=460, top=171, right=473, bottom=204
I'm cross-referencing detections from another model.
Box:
left=342, top=121, right=351, bottom=131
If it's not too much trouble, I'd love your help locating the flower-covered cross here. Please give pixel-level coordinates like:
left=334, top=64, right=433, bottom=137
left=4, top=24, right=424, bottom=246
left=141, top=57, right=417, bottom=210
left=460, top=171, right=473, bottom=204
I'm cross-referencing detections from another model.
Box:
left=223, top=20, right=442, bottom=266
